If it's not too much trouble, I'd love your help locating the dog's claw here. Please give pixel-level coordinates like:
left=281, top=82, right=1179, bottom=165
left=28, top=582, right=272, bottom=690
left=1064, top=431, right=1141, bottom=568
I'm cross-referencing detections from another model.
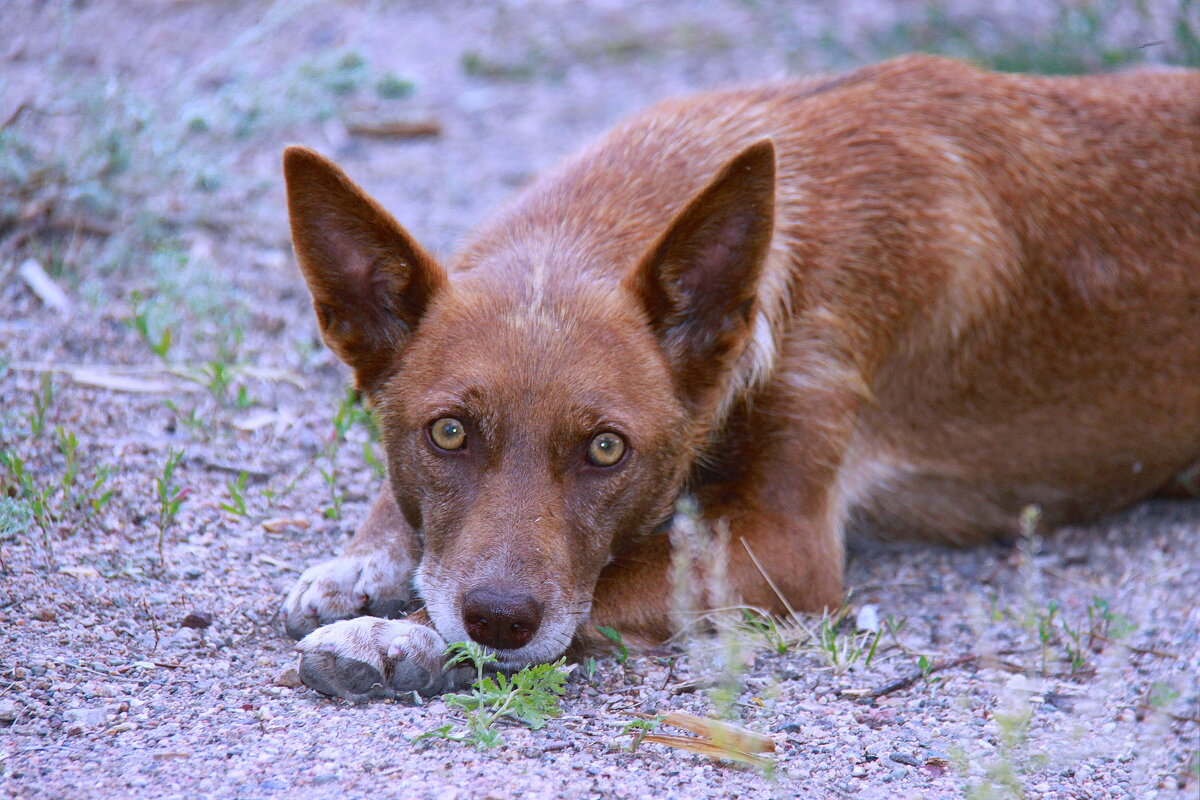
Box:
left=281, top=551, right=413, bottom=639
left=294, top=618, right=473, bottom=700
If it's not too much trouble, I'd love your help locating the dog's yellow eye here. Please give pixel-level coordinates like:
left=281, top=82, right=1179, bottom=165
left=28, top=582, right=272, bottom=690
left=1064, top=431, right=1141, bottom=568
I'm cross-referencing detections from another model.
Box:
left=430, top=418, right=466, bottom=451
left=588, top=432, right=625, bottom=467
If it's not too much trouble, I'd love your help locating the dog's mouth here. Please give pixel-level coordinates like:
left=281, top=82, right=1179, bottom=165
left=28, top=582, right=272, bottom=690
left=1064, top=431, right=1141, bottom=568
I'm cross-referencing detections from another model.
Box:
left=415, top=562, right=591, bottom=669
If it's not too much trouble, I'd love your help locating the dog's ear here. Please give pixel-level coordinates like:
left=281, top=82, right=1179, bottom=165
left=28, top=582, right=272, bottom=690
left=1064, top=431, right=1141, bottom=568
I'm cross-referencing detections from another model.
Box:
left=283, top=146, right=446, bottom=393
left=624, top=139, right=776, bottom=413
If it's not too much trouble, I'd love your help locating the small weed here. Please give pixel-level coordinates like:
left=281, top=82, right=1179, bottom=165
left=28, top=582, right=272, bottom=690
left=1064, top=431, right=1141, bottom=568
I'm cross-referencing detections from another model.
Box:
left=806, top=606, right=883, bottom=675
left=0, top=497, right=33, bottom=571
left=375, top=73, right=415, bottom=99
left=1, top=450, right=54, bottom=547
left=362, top=439, right=386, bottom=480
left=740, top=608, right=797, bottom=655
left=956, top=694, right=1041, bottom=800
left=165, top=401, right=205, bottom=436
left=234, top=384, right=253, bottom=410
left=622, top=715, right=666, bottom=751
left=155, top=448, right=187, bottom=565
left=1, top=431, right=112, bottom=558
left=301, top=49, right=369, bottom=96
left=418, top=641, right=568, bottom=749
left=319, top=466, right=342, bottom=520
left=202, top=358, right=235, bottom=404
left=596, top=625, right=628, bottom=664
left=318, top=389, right=383, bottom=518
left=219, top=470, right=249, bottom=517
left=127, top=290, right=173, bottom=360
left=26, top=374, right=55, bottom=438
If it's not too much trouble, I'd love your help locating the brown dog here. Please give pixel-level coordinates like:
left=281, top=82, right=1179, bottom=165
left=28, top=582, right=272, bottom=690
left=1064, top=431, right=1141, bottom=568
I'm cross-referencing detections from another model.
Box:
left=280, top=54, right=1200, bottom=700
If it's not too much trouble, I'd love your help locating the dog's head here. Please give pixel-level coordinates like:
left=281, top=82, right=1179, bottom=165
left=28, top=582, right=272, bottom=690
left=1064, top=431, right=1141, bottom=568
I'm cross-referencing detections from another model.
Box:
left=283, top=141, right=774, bottom=667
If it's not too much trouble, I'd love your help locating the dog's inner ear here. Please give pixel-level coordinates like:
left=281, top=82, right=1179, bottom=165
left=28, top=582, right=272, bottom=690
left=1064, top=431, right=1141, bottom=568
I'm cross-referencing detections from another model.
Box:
left=624, top=139, right=776, bottom=413
left=283, top=145, right=446, bottom=393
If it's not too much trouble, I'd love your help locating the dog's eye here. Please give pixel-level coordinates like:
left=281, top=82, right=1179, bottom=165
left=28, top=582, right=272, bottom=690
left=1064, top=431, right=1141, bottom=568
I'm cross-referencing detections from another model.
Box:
left=587, top=432, right=625, bottom=467
left=430, top=418, right=466, bottom=451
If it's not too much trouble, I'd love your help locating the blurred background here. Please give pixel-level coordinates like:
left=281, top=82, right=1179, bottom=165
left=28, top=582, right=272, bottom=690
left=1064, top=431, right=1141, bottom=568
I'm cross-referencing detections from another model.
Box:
left=2, top=1, right=1198, bottom=366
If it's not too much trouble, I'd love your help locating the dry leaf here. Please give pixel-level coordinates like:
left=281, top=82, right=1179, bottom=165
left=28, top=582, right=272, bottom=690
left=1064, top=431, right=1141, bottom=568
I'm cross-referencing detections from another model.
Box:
left=58, top=566, right=100, bottom=578
left=262, top=517, right=310, bottom=533
left=640, top=734, right=774, bottom=769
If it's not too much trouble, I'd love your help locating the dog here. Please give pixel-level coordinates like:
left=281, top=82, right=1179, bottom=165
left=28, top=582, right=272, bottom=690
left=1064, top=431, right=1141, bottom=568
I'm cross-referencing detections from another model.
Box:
left=279, top=54, right=1200, bottom=700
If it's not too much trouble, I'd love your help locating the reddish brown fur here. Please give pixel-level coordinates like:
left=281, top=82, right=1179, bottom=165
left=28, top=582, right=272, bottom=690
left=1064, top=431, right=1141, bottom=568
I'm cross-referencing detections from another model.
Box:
left=283, top=55, right=1200, bottom=663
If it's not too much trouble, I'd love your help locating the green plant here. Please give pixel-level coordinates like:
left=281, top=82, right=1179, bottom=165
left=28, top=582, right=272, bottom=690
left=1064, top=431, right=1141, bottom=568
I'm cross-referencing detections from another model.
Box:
left=419, top=641, right=568, bottom=749
left=806, top=606, right=882, bottom=675
left=740, top=608, right=797, bottom=655
left=53, top=427, right=113, bottom=524
left=155, top=448, right=187, bottom=564
left=0, top=431, right=112, bottom=557
left=318, top=389, right=385, bottom=518
left=164, top=400, right=205, bottom=436
left=219, top=470, right=249, bottom=517
left=955, top=695, right=1042, bottom=800
left=596, top=625, right=628, bottom=664
left=621, top=715, right=666, bottom=751
left=0, top=497, right=33, bottom=571
left=26, top=374, right=55, bottom=438
left=128, top=290, right=173, bottom=360
left=375, top=73, right=415, bottom=99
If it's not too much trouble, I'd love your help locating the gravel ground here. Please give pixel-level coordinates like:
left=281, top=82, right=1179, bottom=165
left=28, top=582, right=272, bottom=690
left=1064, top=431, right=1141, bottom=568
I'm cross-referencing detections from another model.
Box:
left=1, top=2, right=1197, bottom=798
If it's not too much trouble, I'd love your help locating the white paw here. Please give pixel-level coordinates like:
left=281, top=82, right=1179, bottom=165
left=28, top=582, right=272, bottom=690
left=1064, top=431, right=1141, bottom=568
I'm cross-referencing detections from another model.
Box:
left=281, top=550, right=413, bottom=639
left=295, top=617, right=471, bottom=700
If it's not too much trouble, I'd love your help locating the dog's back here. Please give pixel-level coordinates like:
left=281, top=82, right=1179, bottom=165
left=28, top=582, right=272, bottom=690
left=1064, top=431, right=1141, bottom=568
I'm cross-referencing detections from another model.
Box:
left=454, top=54, right=1200, bottom=541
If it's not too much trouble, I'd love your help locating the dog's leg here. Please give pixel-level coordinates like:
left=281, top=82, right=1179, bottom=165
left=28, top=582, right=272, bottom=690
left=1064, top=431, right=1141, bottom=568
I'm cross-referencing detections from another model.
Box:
left=281, top=490, right=418, bottom=639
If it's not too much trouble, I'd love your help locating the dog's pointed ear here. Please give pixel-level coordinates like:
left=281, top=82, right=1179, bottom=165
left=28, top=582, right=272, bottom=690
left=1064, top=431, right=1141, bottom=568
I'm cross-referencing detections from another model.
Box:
left=283, top=145, right=446, bottom=393
left=623, top=139, right=776, bottom=413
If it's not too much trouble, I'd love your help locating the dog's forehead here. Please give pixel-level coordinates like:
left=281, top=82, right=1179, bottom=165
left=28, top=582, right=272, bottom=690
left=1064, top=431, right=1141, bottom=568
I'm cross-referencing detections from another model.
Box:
left=397, top=278, right=674, bottom=421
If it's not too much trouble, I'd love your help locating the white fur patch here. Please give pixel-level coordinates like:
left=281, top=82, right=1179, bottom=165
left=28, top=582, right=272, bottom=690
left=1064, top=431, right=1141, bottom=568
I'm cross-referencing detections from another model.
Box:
left=282, top=550, right=413, bottom=633
left=833, top=445, right=915, bottom=523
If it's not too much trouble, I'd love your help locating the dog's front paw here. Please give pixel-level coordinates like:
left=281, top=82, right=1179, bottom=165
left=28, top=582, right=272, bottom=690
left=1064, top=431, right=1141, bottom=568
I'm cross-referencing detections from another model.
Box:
left=295, top=617, right=471, bottom=701
left=282, top=551, right=413, bottom=639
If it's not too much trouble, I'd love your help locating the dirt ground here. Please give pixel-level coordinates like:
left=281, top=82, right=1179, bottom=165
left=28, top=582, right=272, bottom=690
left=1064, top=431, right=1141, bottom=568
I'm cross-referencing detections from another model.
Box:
left=1, top=2, right=1197, bottom=798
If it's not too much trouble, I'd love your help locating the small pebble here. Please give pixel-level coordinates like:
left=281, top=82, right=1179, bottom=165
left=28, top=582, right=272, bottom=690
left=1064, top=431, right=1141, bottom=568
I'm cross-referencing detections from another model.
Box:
left=273, top=666, right=303, bottom=688
left=181, top=611, right=213, bottom=630
left=64, top=707, right=107, bottom=728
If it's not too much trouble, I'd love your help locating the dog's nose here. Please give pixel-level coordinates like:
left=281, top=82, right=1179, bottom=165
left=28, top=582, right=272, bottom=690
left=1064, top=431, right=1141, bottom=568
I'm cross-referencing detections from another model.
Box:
left=461, top=585, right=544, bottom=650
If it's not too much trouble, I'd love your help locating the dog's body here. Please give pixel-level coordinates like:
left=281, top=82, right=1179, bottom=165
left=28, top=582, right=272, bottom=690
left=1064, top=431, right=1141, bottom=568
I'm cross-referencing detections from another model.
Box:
left=280, top=55, right=1200, bottom=700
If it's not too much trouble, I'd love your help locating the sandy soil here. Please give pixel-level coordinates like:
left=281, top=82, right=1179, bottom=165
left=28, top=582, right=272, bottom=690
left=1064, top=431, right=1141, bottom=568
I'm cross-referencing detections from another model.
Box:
left=1, top=2, right=1197, bottom=798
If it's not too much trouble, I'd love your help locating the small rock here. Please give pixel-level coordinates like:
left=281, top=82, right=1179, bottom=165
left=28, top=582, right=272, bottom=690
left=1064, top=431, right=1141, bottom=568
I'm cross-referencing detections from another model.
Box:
left=180, top=611, right=213, bottom=630
left=312, top=774, right=339, bottom=785
left=64, top=707, right=107, bottom=728
left=273, top=666, right=303, bottom=688
left=34, top=608, right=57, bottom=622
left=890, top=752, right=922, bottom=767
left=0, top=699, right=20, bottom=724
